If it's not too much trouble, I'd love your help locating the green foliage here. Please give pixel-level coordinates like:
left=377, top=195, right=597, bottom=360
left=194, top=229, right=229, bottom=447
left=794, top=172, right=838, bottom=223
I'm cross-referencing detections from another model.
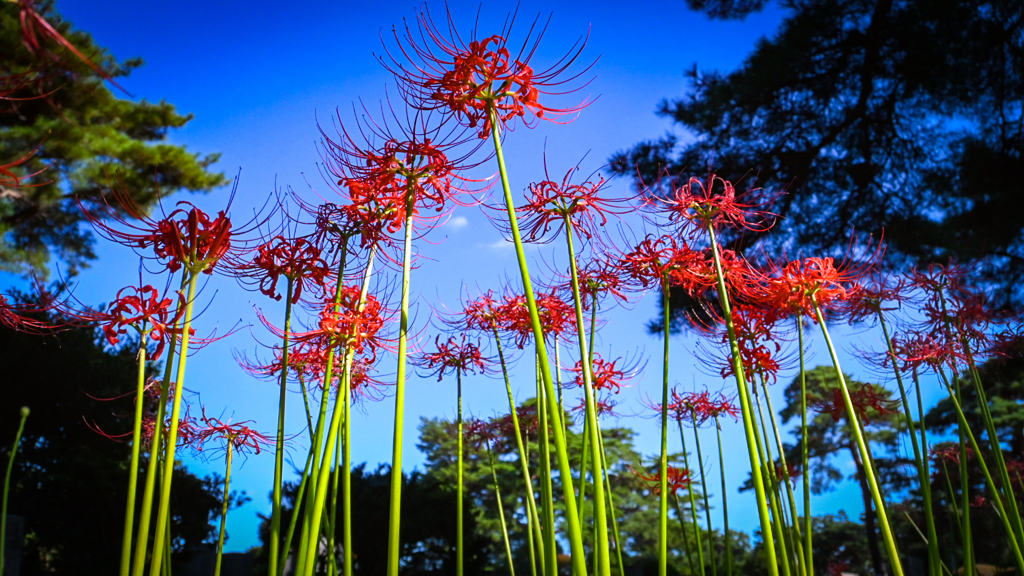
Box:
left=612, top=0, right=1024, bottom=305
left=0, top=1, right=225, bottom=275
left=0, top=321, right=235, bottom=575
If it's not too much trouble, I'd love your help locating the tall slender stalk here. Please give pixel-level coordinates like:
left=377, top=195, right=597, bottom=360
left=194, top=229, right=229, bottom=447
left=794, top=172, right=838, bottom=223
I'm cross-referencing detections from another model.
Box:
left=796, top=315, right=812, bottom=576
left=812, top=300, right=904, bottom=576
left=214, top=443, right=235, bottom=576
left=563, top=217, right=611, bottom=576
left=678, top=422, right=705, bottom=576
left=760, top=381, right=806, bottom=576
left=488, top=108, right=587, bottom=575
left=486, top=440, right=516, bottom=576
left=279, top=444, right=315, bottom=576
left=689, top=415, right=717, bottom=576
left=269, top=278, right=295, bottom=576
left=456, top=368, right=464, bottom=576
left=148, top=271, right=202, bottom=576
left=706, top=225, right=778, bottom=576
left=536, top=361, right=557, bottom=576
left=597, top=425, right=626, bottom=576
left=1, top=406, right=29, bottom=576
left=659, top=283, right=672, bottom=576
left=713, top=417, right=733, bottom=576
left=492, top=325, right=545, bottom=575
left=120, top=334, right=150, bottom=576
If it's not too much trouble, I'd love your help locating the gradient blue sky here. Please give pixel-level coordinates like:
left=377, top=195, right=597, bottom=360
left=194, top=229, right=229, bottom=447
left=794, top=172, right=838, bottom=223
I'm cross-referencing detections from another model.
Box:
left=25, top=0, right=948, bottom=554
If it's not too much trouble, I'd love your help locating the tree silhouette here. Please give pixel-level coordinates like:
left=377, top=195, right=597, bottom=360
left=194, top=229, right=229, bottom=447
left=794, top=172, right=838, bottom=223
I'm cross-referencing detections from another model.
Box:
left=611, top=0, right=1024, bottom=305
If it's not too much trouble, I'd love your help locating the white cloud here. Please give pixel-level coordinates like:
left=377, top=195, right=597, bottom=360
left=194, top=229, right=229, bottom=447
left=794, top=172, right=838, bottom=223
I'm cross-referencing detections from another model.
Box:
left=447, top=215, right=469, bottom=229
left=486, top=238, right=514, bottom=249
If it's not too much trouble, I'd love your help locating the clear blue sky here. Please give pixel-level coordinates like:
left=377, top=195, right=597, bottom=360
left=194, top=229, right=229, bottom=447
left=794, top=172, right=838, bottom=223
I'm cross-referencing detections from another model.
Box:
left=27, top=0, right=947, bottom=554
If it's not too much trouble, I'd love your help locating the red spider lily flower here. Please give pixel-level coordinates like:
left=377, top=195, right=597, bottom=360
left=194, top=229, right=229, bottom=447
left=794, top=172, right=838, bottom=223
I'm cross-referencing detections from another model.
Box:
left=516, top=164, right=629, bottom=243
left=306, top=200, right=390, bottom=253
left=242, top=236, right=330, bottom=303
left=712, top=304, right=787, bottom=385
left=809, top=384, right=900, bottom=426
left=197, top=413, right=272, bottom=456
left=494, top=405, right=540, bottom=441
left=669, top=389, right=739, bottom=426
left=839, top=273, right=909, bottom=324
left=570, top=395, right=619, bottom=421
left=632, top=465, right=692, bottom=495
left=382, top=6, right=594, bottom=138
left=888, top=331, right=961, bottom=374
left=775, top=462, right=801, bottom=482
left=756, top=245, right=881, bottom=321
left=463, top=417, right=501, bottom=450
left=459, top=290, right=503, bottom=333
left=827, top=561, right=850, bottom=576
left=930, top=442, right=974, bottom=466
left=499, top=290, right=575, bottom=348
left=0, top=143, right=50, bottom=189
left=568, top=354, right=635, bottom=394
left=647, top=173, right=774, bottom=238
left=616, top=235, right=716, bottom=296
left=139, top=410, right=202, bottom=451
left=320, top=109, right=484, bottom=239
left=51, top=285, right=187, bottom=359
left=0, top=292, right=61, bottom=335
left=343, top=353, right=389, bottom=403
left=566, top=257, right=631, bottom=310
left=267, top=284, right=388, bottom=363
left=414, top=334, right=489, bottom=381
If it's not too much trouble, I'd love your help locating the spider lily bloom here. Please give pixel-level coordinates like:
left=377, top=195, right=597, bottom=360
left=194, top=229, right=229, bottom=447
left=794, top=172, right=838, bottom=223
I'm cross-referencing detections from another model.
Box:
left=670, top=390, right=736, bottom=427
left=567, top=257, right=632, bottom=310
left=710, top=304, right=788, bottom=386
left=499, top=290, right=575, bottom=349
left=515, top=165, right=629, bottom=244
left=0, top=144, right=50, bottom=189
left=235, top=236, right=330, bottom=304
left=617, top=234, right=716, bottom=296
left=570, top=394, right=619, bottom=421
left=632, top=465, right=693, bottom=495
left=0, top=292, right=61, bottom=335
left=568, top=353, right=635, bottom=394
left=645, top=173, right=775, bottom=239
left=809, top=385, right=901, bottom=426
left=381, top=7, right=594, bottom=138
left=839, top=273, right=909, bottom=325
left=929, top=442, right=975, bottom=467
left=276, top=285, right=388, bottom=361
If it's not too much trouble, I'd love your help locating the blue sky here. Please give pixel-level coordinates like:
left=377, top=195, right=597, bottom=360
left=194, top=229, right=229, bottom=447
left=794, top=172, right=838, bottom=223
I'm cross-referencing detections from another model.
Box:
left=29, top=0, right=950, bottom=554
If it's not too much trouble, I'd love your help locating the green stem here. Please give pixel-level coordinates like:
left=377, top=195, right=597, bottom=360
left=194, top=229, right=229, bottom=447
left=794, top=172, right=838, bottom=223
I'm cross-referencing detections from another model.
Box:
left=328, top=412, right=342, bottom=576
left=674, top=490, right=697, bottom=576
left=120, top=336, right=149, bottom=576
left=1, top=407, right=29, bottom=576
left=301, top=253, right=376, bottom=576
left=597, top=425, right=626, bottom=576
left=563, top=217, right=611, bottom=576
left=760, top=380, right=805, bottom=576
left=269, top=278, right=295, bottom=576
left=493, top=325, right=545, bottom=576
left=457, top=369, right=464, bottom=576
left=487, top=441, right=516, bottom=576
left=751, top=387, right=792, bottom=576
left=279, top=445, right=315, bottom=576
left=812, top=301, right=904, bottom=576
left=714, top=418, right=733, bottom=576
left=690, top=415, right=717, bottom=576
left=148, top=271, right=202, bottom=576
left=659, top=282, right=672, bottom=576
left=214, top=444, right=235, bottom=576
left=489, top=107, right=587, bottom=576
left=797, top=315, right=812, bottom=576
left=678, top=422, right=705, bottom=576
left=536, top=360, right=557, bottom=576
left=706, top=225, right=778, bottom=576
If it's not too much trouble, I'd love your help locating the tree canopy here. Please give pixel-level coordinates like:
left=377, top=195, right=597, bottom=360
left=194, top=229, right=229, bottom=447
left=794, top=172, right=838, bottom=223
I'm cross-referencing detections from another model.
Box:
left=611, top=0, right=1024, bottom=305
left=0, top=1, right=225, bottom=276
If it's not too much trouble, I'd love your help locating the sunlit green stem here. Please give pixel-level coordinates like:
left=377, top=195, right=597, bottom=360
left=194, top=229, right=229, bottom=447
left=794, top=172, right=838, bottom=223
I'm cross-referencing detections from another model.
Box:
left=1, top=407, right=28, bottom=576
left=760, top=381, right=806, bottom=576
left=492, top=325, right=545, bottom=576
left=120, top=334, right=150, bottom=576
left=328, top=414, right=342, bottom=576
left=536, top=360, right=557, bottom=576
left=303, top=253, right=375, bottom=576
left=563, top=217, right=611, bottom=575
left=659, top=282, right=672, bottom=576
left=674, top=490, right=697, bottom=576
left=678, top=422, right=705, bottom=576
left=878, top=313, right=938, bottom=576
left=279, top=445, right=315, bottom=576
left=132, top=273, right=186, bottom=576
left=713, top=418, right=733, bottom=576
left=269, top=278, right=295, bottom=576
left=795, top=315, right=812, bottom=576
left=690, top=416, right=717, bottom=576
left=488, top=108, right=587, bottom=575
left=752, top=387, right=793, bottom=576
left=148, top=271, right=202, bottom=576
left=214, top=443, right=235, bottom=576
left=456, top=368, right=464, bottom=576
left=706, top=225, right=778, bottom=576
left=486, top=440, right=516, bottom=576
left=812, top=301, right=904, bottom=576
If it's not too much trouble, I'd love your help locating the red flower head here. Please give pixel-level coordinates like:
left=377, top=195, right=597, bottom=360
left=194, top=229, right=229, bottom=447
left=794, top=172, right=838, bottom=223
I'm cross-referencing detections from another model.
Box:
left=617, top=235, right=715, bottom=295
left=414, top=334, right=489, bottom=381
left=499, top=290, right=575, bottom=348
left=809, top=384, right=900, bottom=425
left=382, top=7, right=594, bottom=138
left=888, top=331, right=960, bottom=374
left=517, top=164, right=628, bottom=243
left=321, top=110, right=483, bottom=239
left=632, top=465, right=692, bottom=495
left=197, top=413, right=272, bottom=456
left=463, top=417, right=501, bottom=450
left=243, top=236, right=330, bottom=303
left=494, top=405, right=539, bottom=441
left=273, top=284, right=388, bottom=364
left=0, top=292, right=60, bottom=335
left=757, top=244, right=880, bottom=321
left=568, top=257, right=631, bottom=310
left=648, top=173, right=774, bottom=238
left=570, top=395, right=619, bottom=421
left=454, top=290, right=502, bottom=333
left=670, top=389, right=739, bottom=426
left=714, top=304, right=786, bottom=385
left=346, top=354, right=389, bottom=403
left=930, top=442, right=974, bottom=466
left=839, top=273, right=909, bottom=324
left=569, top=353, right=635, bottom=394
